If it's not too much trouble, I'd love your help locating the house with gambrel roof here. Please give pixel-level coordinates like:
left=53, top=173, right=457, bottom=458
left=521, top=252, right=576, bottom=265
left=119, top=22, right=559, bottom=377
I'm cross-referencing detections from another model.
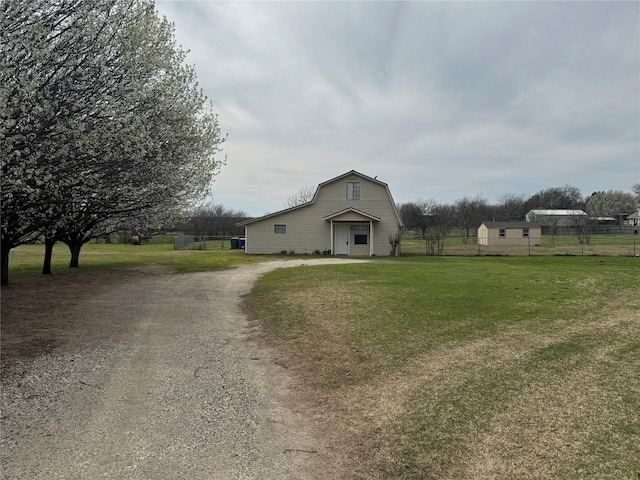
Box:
left=238, top=171, right=403, bottom=256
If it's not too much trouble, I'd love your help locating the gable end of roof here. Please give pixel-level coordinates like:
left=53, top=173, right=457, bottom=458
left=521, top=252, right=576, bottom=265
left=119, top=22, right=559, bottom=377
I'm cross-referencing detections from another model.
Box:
left=238, top=170, right=403, bottom=227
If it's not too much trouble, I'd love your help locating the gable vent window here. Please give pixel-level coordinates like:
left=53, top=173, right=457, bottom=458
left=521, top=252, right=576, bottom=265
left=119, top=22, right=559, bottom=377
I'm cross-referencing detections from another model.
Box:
left=274, top=224, right=286, bottom=234
left=347, top=182, right=360, bottom=200
left=354, top=225, right=368, bottom=244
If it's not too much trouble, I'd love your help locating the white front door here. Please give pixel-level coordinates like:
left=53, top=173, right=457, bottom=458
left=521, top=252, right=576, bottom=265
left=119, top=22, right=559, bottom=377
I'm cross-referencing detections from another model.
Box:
left=334, top=224, right=350, bottom=255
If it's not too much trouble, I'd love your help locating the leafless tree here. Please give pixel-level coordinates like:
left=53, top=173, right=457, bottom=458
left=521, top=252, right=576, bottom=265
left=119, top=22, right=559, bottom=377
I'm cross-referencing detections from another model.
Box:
left=572, top=213, right=593, bottom=249
left=399, top=200, right=433, bottom=239
left=285, top=185, right=316, bottom=208
left=524, top=185, right=584, bottom=211
left=425, top=203, right=455, bottom=256
left=455, top=195, right=488, bottom=241
left=180, top=204, right=248, bottom=237
left=632, top=183, right=640, bottom=205
left=388, top=230, right=403, bottom=256
left=496, top=193, right=528, bottom=221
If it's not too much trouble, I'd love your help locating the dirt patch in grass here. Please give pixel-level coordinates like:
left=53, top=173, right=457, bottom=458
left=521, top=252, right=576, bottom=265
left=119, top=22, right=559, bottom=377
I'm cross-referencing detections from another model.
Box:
left=1, top=269, right=163, bottom=375
left=256, top=286, right=365, bottom=385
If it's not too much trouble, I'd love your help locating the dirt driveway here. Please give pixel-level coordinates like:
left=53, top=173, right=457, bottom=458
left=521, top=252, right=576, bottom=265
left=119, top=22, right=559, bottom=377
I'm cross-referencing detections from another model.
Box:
left=1, top=259, right=366, bottom=479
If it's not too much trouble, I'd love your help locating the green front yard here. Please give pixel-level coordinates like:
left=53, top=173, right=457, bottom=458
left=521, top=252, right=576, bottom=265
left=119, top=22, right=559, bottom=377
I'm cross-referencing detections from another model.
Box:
left=248, top=256, right=640, bottom=479
left=6, top=244, right=639, bottom=479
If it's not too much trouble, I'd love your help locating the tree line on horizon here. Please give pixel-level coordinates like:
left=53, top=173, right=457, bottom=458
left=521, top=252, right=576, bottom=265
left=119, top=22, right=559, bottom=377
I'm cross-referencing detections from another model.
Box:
left=398, top=183, right=640, bottom=231
left=396, top=184, right=640, bottom=249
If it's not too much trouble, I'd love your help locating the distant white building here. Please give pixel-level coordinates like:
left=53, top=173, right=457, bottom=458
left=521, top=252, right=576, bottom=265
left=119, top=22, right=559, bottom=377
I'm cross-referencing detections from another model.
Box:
left=624, top=208, right=640, bottom=227
left=525, top=209, right=587, bottom=227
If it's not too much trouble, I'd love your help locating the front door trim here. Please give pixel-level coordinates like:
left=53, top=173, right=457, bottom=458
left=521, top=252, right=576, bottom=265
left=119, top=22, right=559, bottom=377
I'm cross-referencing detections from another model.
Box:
left=333, top=222, right=350, bottom=255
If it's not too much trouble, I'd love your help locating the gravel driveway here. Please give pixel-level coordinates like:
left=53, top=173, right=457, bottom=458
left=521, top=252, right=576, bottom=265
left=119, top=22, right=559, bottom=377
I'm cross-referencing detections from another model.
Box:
left=1, top=259, right=366, bottom=479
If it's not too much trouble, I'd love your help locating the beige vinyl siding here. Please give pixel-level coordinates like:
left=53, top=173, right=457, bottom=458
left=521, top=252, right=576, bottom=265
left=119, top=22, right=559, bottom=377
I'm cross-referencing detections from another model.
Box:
left=349, top=226, right=371, bottom=256
left=244, top=207, right=331, bottom=254
left=244, top=173, right=401, bottom=256
left=317, top=175, right=400, bottom=256
left=478, top=223, right=541, bottom=246
left=334, top=222, right=371, bottom=257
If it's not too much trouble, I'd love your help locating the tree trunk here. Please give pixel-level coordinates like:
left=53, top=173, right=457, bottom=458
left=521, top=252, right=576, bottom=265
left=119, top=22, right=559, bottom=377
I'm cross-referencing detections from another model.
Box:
left=43, top=237, right=56, bottom=274
left=65, top=241, right=83, bottom=268
left=1, top=240, right=10, bottom=286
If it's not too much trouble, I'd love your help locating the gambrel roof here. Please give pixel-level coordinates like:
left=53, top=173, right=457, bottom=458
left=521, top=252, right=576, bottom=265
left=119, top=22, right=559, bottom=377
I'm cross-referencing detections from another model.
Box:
left=238, top=170, right=403, bottom=227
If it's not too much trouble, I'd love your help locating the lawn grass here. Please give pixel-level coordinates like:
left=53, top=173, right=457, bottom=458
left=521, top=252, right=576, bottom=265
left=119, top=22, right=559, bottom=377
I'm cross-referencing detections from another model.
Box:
left=247, top=256, right=640, bottom=479
left=6, top=244, right=639, bottom=478
left=6, top=242, right=263, bottom=281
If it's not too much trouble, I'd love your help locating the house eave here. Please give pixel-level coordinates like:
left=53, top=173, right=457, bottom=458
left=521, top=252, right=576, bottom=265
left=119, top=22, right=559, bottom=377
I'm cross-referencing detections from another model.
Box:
left=236, top=202, right=312, bottom=227
left=323, top=208, right=381, bottom=222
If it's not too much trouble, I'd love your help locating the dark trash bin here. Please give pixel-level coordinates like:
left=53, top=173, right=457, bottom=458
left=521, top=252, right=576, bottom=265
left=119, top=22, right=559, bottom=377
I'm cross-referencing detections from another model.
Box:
left=239, top=238, right=245, bottom=249
left=230, top=237, right=239, bottom=249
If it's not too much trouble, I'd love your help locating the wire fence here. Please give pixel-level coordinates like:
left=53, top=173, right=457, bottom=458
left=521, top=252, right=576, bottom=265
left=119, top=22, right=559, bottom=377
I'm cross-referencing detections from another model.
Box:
left=92, top=232, right=639, bottom=256
left=173, top=235, right=240, bottom=251
left=401, top=233, right=640, bottom=257
left=172, top=233, right=639, bottom=256
left=542, top=225, right=638, bottom=235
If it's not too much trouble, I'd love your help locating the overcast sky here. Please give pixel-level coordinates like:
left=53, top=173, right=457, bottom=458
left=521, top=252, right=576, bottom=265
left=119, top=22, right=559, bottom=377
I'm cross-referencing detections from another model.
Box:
left=155, top=0, right=639, bottom=217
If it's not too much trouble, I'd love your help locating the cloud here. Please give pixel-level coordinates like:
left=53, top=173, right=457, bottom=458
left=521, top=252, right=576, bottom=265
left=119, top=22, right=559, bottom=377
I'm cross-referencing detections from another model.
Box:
left=156, top=0, right=639, bottom=215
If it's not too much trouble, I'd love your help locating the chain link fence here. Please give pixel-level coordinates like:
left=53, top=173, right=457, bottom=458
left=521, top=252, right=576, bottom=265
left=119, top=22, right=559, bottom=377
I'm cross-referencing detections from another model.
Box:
left=173, top=235, right=240, bottom=250
left=401, top=233, right=640, bottom=257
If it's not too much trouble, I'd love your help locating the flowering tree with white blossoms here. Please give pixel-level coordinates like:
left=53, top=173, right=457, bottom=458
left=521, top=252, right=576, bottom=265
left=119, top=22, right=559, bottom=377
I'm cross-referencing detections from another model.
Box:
left=1, top=0, right=226, bottom=284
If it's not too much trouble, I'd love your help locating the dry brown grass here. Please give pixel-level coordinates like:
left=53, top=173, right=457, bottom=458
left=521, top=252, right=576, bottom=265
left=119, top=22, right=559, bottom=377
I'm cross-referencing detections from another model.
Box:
left=256, top=280, right=640, bottom=480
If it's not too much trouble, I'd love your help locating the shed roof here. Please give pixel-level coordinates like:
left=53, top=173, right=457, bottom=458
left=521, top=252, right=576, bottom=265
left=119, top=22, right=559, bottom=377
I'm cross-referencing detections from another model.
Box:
left=480, top=221, right=540, bottom=229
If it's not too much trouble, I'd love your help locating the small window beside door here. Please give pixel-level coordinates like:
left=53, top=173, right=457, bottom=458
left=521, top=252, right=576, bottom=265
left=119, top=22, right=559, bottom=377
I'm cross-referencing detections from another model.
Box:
left=354, top=225, right=368, bottom=244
